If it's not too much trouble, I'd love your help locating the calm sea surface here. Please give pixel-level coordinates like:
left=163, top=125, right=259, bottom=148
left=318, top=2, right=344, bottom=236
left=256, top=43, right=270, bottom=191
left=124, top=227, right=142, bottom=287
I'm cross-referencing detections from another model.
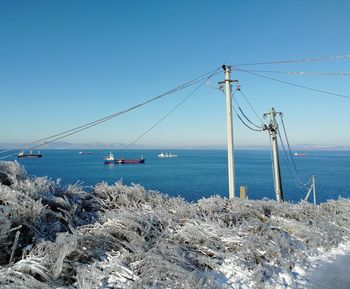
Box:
left=15, top=149, right=350, bottom=203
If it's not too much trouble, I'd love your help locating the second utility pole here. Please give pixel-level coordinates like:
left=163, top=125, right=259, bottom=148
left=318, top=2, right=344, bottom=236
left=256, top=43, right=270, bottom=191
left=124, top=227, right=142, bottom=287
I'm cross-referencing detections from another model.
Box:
left=222, top=65, right=235, bottom=199
left=264, top=107, right=284, bottom=202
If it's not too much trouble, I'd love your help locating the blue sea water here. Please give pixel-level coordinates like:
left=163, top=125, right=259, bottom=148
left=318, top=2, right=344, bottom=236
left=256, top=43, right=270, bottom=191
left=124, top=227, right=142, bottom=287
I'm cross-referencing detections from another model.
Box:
left=15, top=149, right=350, bottom=203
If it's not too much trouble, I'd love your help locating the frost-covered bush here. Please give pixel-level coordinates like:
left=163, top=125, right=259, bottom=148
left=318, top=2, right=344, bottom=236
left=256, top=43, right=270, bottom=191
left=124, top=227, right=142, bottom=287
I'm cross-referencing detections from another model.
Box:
left=1, top=161, right=350, bottom=288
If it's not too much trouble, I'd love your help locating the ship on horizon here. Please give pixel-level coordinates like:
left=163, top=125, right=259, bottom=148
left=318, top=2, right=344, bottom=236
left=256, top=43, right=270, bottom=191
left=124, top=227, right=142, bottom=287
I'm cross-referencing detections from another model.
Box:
left=104, top=152, right=145, bottom=164
left=17, top=150, right=42, bottom=158
left=158, top=152, right=177, bottom=158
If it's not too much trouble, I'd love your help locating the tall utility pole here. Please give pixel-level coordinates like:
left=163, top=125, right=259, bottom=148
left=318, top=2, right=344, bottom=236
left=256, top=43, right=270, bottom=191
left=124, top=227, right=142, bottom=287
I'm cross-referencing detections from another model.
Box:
left=264, top=107, right=284, bottom=202
left=221, top=65, right=235, bottom=199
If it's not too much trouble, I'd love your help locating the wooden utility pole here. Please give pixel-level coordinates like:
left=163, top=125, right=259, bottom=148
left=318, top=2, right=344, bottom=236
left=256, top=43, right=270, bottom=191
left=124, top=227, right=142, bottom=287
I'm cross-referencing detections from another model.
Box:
left=264, top=107, right=284, bottom=202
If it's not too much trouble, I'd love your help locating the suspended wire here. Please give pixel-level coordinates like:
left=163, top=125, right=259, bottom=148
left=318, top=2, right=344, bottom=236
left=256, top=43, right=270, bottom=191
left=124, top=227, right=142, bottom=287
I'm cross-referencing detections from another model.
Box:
left=233, top=106, right=263, bottom=132
left=232, top=90, right=263, bottom=129
left=237, top=106, right=263, bottom=129
left=279, top=115, right=299, bottom=175
left=78, top=70, right=219, bottom=182
left=279, top=115, right=311, bottom=186
left=237, top=88, right=266, bottom=125
left=232, top=94, right=263, bottom=130
left=2, top=69, right=219, bottom=154
left=276, top=128, right=299, bottom=185
left=276, top=117, right=311, bottom=188
left=230, top=54, right=350, bottom=67
left=235, top=113, right=263, bottom=132
left=276, top=128, right=310, bottom=188
left=0, top=152, right=18, bottom=160
left=231, top=90, right=263, bottom=132
left=240, top=69, right=350, bottom=77
left=119, top=71, right=218, bottom=154
left=235, top=68, right=350, bottom=100
left=223, top=88, right=263, bottom=132
left=0, top=67, right=222, bottom=158
left=205, top=77, right=222, bottom=90
left=231, top=89, right=258, bottom=127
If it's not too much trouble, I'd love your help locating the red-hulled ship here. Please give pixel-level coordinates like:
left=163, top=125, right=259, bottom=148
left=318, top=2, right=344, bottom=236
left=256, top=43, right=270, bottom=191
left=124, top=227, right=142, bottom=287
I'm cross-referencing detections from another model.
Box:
left=116, top=156, right=145, bottom=164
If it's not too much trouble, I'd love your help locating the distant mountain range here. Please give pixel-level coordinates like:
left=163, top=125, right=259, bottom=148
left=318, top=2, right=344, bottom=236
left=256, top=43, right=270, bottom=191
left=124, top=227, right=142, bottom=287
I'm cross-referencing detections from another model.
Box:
left=1, top=142, right=350, bottom=150
left=0, top=142, right=145, bottom=149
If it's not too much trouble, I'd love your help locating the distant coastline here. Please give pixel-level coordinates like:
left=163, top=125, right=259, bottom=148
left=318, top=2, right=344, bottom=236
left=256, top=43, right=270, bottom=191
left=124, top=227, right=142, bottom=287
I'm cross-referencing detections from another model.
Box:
left=1, top=142, right=350, bottom=151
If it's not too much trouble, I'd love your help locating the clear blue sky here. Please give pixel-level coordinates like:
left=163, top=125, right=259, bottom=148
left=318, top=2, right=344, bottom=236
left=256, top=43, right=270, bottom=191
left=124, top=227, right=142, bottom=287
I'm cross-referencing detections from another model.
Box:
left=1, top=0, right=350, bottom=148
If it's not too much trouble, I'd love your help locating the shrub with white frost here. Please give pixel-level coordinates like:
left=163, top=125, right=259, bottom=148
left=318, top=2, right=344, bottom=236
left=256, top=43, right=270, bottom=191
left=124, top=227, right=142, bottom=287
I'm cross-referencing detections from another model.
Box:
left=1, top=160, right=350, bottom=288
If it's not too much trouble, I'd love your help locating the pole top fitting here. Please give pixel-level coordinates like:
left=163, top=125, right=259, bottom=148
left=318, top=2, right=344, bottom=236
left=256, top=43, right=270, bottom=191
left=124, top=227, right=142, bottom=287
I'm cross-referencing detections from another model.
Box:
left=222, top=64, right=231, bottom=72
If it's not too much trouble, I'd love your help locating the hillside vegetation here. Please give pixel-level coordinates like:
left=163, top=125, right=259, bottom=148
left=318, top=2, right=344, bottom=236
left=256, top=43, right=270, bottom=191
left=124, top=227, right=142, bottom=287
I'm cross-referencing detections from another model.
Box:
left=1, top=161, right=350, bottom=288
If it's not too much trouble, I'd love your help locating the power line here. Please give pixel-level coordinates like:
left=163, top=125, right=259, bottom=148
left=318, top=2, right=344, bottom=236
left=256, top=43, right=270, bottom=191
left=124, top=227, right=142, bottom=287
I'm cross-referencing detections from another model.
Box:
left=277, top=129, right=310, bottom=188
left=0, top=67, right=221, bottom=158
left=235, top=112, right=263, bottom=132
left=119, top=70, right=218, bottom=153
left=276, top=129, right=308, bottom=188
left=240, top=69, right=350, bottom=77
left=276, top=116, right=311, bottom=188
left=0, top=152, right=18, bottom=160
left=230, top=54, right=350, bottom=67
left=78, top=72, right=218, bottom=182
left=279, top=115, right=299, bottom=175
left=235, top=68, right=350, bottom=100
left=232, top=96, right=263, bottom=130
left=231, top=90, right=263, bottom=132
left=237, top=88, right=266, bottom=125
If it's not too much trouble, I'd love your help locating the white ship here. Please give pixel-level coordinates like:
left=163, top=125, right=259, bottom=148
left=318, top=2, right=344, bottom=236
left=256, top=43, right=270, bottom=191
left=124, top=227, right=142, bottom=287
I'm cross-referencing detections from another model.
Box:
left=158, top=152, right=177, bottom=158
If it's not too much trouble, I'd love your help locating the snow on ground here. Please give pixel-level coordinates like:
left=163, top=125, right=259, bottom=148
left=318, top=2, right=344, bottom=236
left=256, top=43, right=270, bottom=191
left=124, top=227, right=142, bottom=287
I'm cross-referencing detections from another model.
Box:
left=1, top=160, right=350, bottom=288
left=306, top=252, right=350, bottom=289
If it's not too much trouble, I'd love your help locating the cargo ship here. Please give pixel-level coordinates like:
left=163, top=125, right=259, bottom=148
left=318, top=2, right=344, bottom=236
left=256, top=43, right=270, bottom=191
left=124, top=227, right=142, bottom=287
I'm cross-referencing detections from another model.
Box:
left=17, top=150, right=42, bottom=158
left=116, top=157, right=145, bottom=164
left=104, top=152, right=145, bottom=164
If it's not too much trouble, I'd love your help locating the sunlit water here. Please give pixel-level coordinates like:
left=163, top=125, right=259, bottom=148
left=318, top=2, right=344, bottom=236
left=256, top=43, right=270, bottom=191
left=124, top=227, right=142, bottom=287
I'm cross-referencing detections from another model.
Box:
left=15, top=149, right=350, bottom=203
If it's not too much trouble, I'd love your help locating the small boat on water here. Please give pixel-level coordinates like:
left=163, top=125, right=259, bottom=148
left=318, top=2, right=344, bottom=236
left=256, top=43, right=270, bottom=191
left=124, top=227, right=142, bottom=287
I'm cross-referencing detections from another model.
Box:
left=79, top=151, right=93, bottom=155
left=17, top=150, right=42, bottom=158
left=158, top=152, right=177, bottom=158
left=104, top=152, right=115, bottom=165
left=294, top=152, right=307, bottom=157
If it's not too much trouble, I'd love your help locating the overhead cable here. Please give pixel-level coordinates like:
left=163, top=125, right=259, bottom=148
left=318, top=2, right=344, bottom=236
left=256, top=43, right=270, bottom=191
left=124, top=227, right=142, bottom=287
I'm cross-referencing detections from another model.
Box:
left=0, top=67, right=221, bottom=158
left=241, top=70, right=350, bottom=77
left=235, top=68, right=350, bottom=100
left=232, top=105, right=263, bottom=132
left=279, top=115, right=299, bottom=175
left=0, top=153, right=18, bottom=160
left=230, top=55, right=350, bottom=67
left=277, top=129, right=310, bottom=188
left=237, top=88, right=266, bottom=125
left=119, top=69, right=219, bottom=153
left=276, top=117, right=311, bottom=188
left=230, top=90, right=263, bottom=132
left=79, top=71, right=218, bottom=181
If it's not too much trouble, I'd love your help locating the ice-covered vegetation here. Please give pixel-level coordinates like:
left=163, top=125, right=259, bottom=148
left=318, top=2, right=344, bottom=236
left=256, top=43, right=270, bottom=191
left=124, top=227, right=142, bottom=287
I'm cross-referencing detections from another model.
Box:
left=1, top=161, right=350, bottom=288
